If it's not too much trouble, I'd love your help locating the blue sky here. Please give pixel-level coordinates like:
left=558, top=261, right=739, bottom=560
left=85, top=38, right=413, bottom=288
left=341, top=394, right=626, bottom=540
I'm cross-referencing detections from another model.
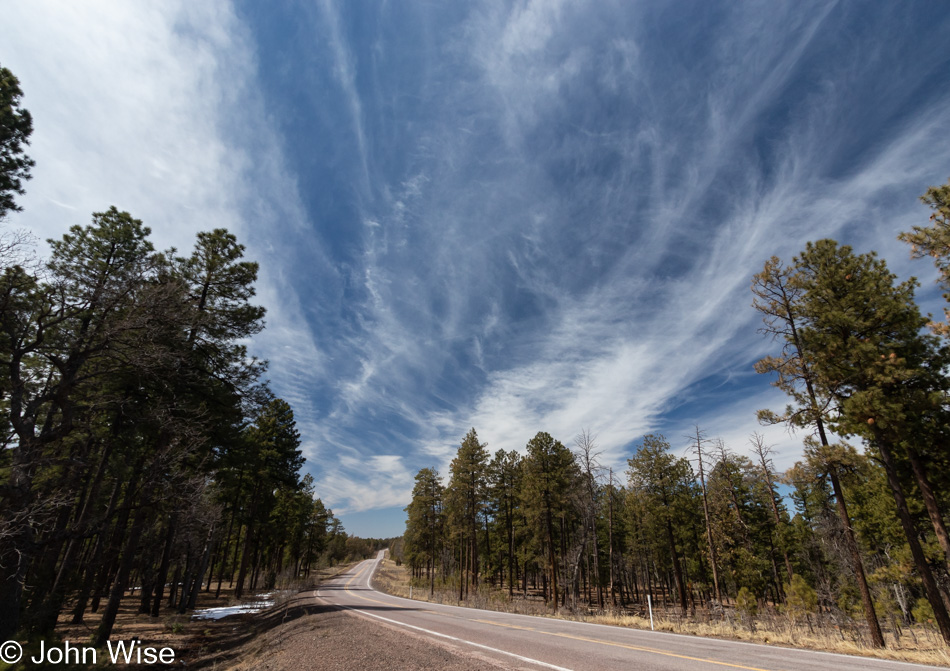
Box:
left=3, top=1, right=950, bottom=537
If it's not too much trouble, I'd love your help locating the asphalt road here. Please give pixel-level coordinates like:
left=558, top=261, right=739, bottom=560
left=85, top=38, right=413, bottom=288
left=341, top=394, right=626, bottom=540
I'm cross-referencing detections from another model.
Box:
left=315, top=552, right=939, bottom=671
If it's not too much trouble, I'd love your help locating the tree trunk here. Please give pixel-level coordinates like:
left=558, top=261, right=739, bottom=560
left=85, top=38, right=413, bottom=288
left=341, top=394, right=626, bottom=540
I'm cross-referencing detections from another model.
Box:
left=906, top=446, right=950, bottom=573
left=151, top=514, right=178, bottom=616
left=93, top=487, right=151, bottom=646
left=546, top=507, right=558, bottom=609
left=874, top=435, right=950, bottom=645
left=828, top=467, right=885, bottom=647
left=235, top=524, right=254, bottom=599
left=188, top=526, right=215, bottom=610
left=694, top=429, right=722, bottom=604
left=608, top=474, right=615, bottom=606
left=507, top=500, right=514, bottom=598
left=666, top=520, right=688, bottom=616
left=37, top=439, right=118, bottom=632
left=0, top=436, right=40, bottom=641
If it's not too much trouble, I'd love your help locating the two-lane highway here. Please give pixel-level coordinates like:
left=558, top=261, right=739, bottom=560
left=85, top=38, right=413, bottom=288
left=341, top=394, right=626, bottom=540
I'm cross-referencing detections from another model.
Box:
left=316, top=552, right=938, bottom=671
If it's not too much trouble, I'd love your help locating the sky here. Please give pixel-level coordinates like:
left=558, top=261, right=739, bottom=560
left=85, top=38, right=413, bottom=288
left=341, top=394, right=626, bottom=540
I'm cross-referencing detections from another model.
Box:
left=2, top=1, right=950, bottom=538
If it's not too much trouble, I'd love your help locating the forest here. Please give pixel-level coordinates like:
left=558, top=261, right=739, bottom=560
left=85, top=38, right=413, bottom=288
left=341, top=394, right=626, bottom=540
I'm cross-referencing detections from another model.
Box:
left=0, top=64, right=363, bottom=645
left=402, top=178, right=950, bottom=651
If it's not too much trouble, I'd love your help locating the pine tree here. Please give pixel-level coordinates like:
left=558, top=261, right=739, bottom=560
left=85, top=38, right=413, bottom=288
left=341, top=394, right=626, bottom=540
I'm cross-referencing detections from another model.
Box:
left=627, top=434, right=693, bottom=616
left=752, top=253, right=886, bottom=647
left=522, top=431, right=577, bottom=610
left=0, top=208, right=159, bottom=641
left=234, top=398, right=303, bottom=598
left=793, top=239, right=950, bottom=644
left=405, top=468, right=444, bottom=595
left=899, top=178, right=950, bottom=336
left=0, top=64, right=33, bottom=220
left=573, top=430, right=605, bottom=608
left=445, top=428, right=489, bottom=596
left=487, top=449, right=522, bottom=597
left=690, top=426, right=722, bottom=604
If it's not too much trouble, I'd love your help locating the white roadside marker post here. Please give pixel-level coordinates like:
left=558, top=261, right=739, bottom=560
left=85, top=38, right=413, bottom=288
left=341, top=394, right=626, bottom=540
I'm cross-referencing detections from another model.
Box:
left=647, top=594, right=654, bottom=631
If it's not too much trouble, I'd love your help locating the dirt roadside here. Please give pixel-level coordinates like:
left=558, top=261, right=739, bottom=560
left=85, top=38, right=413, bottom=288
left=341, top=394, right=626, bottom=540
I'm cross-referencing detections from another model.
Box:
left=223, top=595, right=515, bottom=671
left=30, top=562, right=512, bottom=669
left=177, top=571, right=514, bottom=670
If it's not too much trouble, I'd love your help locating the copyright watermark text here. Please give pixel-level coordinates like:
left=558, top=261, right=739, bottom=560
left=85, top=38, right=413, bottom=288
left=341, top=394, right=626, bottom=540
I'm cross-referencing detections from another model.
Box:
left=1, top=639, right=176, bottom=665
left=0, top=640, right=22, bottom=664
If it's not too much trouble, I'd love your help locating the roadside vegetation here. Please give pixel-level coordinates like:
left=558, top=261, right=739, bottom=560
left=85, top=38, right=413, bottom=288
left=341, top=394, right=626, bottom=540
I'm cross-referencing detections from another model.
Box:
left=378, top=553, right=950, bottom=666
left=400, top=178, right=950, bottom=665
left=0, top=62, right=397, bottom=655
left=11, top=562, right=354, bottom=670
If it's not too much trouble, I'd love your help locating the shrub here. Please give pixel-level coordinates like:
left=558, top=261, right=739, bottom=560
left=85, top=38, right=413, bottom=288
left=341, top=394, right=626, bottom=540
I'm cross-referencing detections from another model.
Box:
left=736, top=587, right=758, bottom=632
left=737, top=587, right=758, bottom=618
left=785, top=575, right=817, bottom=620
left=913, top=597, right=935, bottom=626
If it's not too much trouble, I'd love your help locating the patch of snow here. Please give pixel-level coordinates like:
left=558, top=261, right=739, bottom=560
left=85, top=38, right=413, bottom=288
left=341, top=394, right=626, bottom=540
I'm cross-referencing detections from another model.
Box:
left=191, top=600, right=274, bottom=621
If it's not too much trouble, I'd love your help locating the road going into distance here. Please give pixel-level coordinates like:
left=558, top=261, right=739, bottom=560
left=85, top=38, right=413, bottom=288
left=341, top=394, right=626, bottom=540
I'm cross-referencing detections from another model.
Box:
left=314, top=551, right=938, bottom=671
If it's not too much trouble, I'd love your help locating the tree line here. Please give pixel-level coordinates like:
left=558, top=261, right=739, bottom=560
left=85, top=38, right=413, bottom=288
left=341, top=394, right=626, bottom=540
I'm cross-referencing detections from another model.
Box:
left=0, top=63, right=351, bottom=644
left=403, top=177, right=950, bottom=649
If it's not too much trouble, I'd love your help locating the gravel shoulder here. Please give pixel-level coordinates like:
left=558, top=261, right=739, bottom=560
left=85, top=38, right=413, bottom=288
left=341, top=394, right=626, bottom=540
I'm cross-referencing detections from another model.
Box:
left=219, top=597, right=515, bottom=671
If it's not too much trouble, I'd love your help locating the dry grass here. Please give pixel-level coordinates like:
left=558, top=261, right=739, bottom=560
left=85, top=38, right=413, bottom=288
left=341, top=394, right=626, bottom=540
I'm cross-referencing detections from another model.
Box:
left=0, top=562, right=360, bottom=671
left=373, top=559, right=950, bottom=668
left=373, top=561, right=555, bottom=617
left=580, top=612, right=950, bottom=667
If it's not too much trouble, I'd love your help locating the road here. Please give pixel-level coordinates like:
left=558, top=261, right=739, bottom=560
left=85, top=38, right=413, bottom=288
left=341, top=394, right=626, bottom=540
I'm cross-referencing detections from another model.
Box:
left=315, top=552, right=938, bottom=671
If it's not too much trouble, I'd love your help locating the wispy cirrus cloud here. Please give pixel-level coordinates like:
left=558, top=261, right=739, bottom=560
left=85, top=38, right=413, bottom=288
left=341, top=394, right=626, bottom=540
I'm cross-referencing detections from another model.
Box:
left=309, top=0, right=950, bottom=516
left=6, top=1, right=949, bottom=536
left=1, top=0, right=332, bottom=458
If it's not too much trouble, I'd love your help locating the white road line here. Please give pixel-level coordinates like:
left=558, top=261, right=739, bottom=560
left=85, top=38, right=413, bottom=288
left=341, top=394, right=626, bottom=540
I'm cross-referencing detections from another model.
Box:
left=361, top=554, right=936, bottom=671
left=321, top=559, right=571, bottom=670
left=345, top=605, right=574, bottom=671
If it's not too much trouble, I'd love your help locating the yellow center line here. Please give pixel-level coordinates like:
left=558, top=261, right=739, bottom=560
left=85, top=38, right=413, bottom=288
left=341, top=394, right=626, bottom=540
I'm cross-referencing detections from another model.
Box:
left=472, top=619, right=781, bottom=671
left=342, top=568, right=780, bottom=671
left=342, top=562, right=443, bottom=614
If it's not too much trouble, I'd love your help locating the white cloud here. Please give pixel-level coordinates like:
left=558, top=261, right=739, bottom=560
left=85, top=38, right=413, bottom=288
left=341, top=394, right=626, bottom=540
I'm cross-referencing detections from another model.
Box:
left=7, top=2, right=948, bottom=529
left=317, top=0, right=370, bottom=191
left=317, top=454, right=416, bottom=514
left=1, top=0, right=331, bottom=464
left=3, top=2, right=242, bottom=251
left=390, top=0, right=950, bottom=493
